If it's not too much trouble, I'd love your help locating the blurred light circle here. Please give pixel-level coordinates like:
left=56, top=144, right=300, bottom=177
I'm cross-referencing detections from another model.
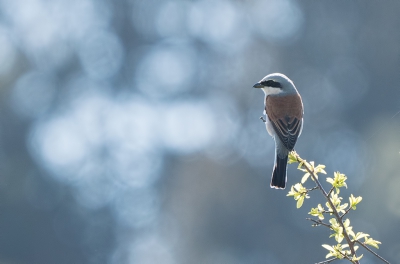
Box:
left=250, top=0, right=303, bottom=42
left=31, top=116, right=89, bottom=172
left=162, top=101, right=216, bottom=153
left=102, top=96, right=159, bottom=151
left=156, top=1, right=189, bottom=38
left=0, top=0, right=112, bottom=69
left=29, top=91, right=162, bottom=188
left=64, top=0, right=112, bottom=40
left=79, top=30, right=124, bottom=80
left=187, top=0, right=250, bottom=52
left=188, top=0, right=237, bottom=43
left=135, top=41, right=195, bottom=98
left=204, top=95, right=241, bottom=163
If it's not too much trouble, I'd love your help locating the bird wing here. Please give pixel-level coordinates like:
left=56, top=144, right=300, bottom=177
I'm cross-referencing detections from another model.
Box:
left=265, top=94, right=303, bottom=151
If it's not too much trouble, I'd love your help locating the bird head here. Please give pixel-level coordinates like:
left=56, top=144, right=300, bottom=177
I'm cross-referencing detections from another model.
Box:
left=253, top=73, right=297, bottom=95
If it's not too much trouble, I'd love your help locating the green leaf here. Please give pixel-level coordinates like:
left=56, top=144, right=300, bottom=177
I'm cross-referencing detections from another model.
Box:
left=343, top=219, right=355, bottom=238
left=329, top=218, right=344, bottom=243
left=296, top=196, right=304, bottom=208
left=327, top=172, right=348, bottom=191
left=287, top=183, right=309, bottom=208
left=301, top=173, right=311, bottom=184
left=352, top=232, right=369, bottom=241
left=322, top=244, right=347, bottom=259
left=326, top=177, right=334, bottom=185
left=287, top=186, right=297, bottom=197
left=322, top=244, right=334, bottom=251
left=329, top=192, right=343, bottom=209
left=288, top=152, right=298, bottom=164
left=349, top=194, right=362, bottom=210
left=314, top=164, right=327, bottom=175
left=309, top=204, right=325, bottom=220
left=337, top=203, right=348, bottom=214
left=364, top=237, right=381, bottom=249
left=352, top=254, right=363, bottom=261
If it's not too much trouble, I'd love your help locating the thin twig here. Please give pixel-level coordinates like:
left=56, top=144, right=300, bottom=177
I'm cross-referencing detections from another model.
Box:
left=341, top=207, right=352, bottom=219
left=292, top=152, right=360, bottom=264
left=306, top=218, right=331, bottom=229
left=307, top=186, right=319, bottom=192
left=354, top=241, right=390, bottom=264
left=315, top=257, right=338, bottom=264
left=327, top=187, right=335, bottom=197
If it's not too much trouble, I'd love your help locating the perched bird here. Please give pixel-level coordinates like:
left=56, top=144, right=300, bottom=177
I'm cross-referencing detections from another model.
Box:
left=253, top=73, right=303, bottom=189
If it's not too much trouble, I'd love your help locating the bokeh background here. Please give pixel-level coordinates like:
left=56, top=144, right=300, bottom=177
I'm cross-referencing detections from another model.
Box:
left=0, top=0, right=400, bottom=263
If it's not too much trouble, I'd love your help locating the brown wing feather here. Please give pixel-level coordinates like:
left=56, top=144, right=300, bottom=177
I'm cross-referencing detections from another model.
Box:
left=265, top=94, right=303, bottom=150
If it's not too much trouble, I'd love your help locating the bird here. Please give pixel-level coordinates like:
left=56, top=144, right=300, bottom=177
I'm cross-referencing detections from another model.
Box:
left=252, top=73, right=304, bottom=189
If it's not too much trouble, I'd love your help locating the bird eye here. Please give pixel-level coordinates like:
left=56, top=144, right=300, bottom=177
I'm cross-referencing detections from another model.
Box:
left=261, top=80, right=282, bottom=88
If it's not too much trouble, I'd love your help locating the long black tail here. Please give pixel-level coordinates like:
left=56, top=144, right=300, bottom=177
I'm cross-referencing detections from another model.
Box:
left=270, top=154, right=288, bottom=189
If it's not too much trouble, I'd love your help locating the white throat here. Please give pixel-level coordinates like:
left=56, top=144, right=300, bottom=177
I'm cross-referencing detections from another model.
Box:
left=261, top=87, right=282, bottom=96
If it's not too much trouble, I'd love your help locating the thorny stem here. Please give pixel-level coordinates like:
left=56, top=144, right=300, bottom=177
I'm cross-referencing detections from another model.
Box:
left=354, top=241, right=390, bottom=264
left=291, top=152, right=360, bottom=264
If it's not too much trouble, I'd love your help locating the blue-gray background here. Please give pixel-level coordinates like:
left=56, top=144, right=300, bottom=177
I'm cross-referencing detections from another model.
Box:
left=0, top=0, right=399, bottom=263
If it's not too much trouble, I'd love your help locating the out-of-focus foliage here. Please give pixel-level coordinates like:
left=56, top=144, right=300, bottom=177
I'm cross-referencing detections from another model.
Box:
left=0, top=0, right=399, bottom=263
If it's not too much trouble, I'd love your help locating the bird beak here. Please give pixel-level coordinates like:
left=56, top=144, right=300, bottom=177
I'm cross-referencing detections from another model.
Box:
left=253, top=82, right=263, bottom=88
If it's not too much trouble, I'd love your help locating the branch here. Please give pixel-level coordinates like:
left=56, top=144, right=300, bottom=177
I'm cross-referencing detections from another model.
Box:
left=315, top=258, right=338, bottom=264
left=291, top=152, right=360, bottom=264
left=354, top=241, right=390, bottom=264
left=327, top=187, right=334, bottom=197
left=340, top=206, right=352, bottom=219
left=307, top=186, right=319, bottom=192
left=306, top=218, right=331, bottom=229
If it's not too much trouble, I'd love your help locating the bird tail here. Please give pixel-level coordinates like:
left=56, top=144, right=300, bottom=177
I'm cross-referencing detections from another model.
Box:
left=270, top=154, right=288, bottom=189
